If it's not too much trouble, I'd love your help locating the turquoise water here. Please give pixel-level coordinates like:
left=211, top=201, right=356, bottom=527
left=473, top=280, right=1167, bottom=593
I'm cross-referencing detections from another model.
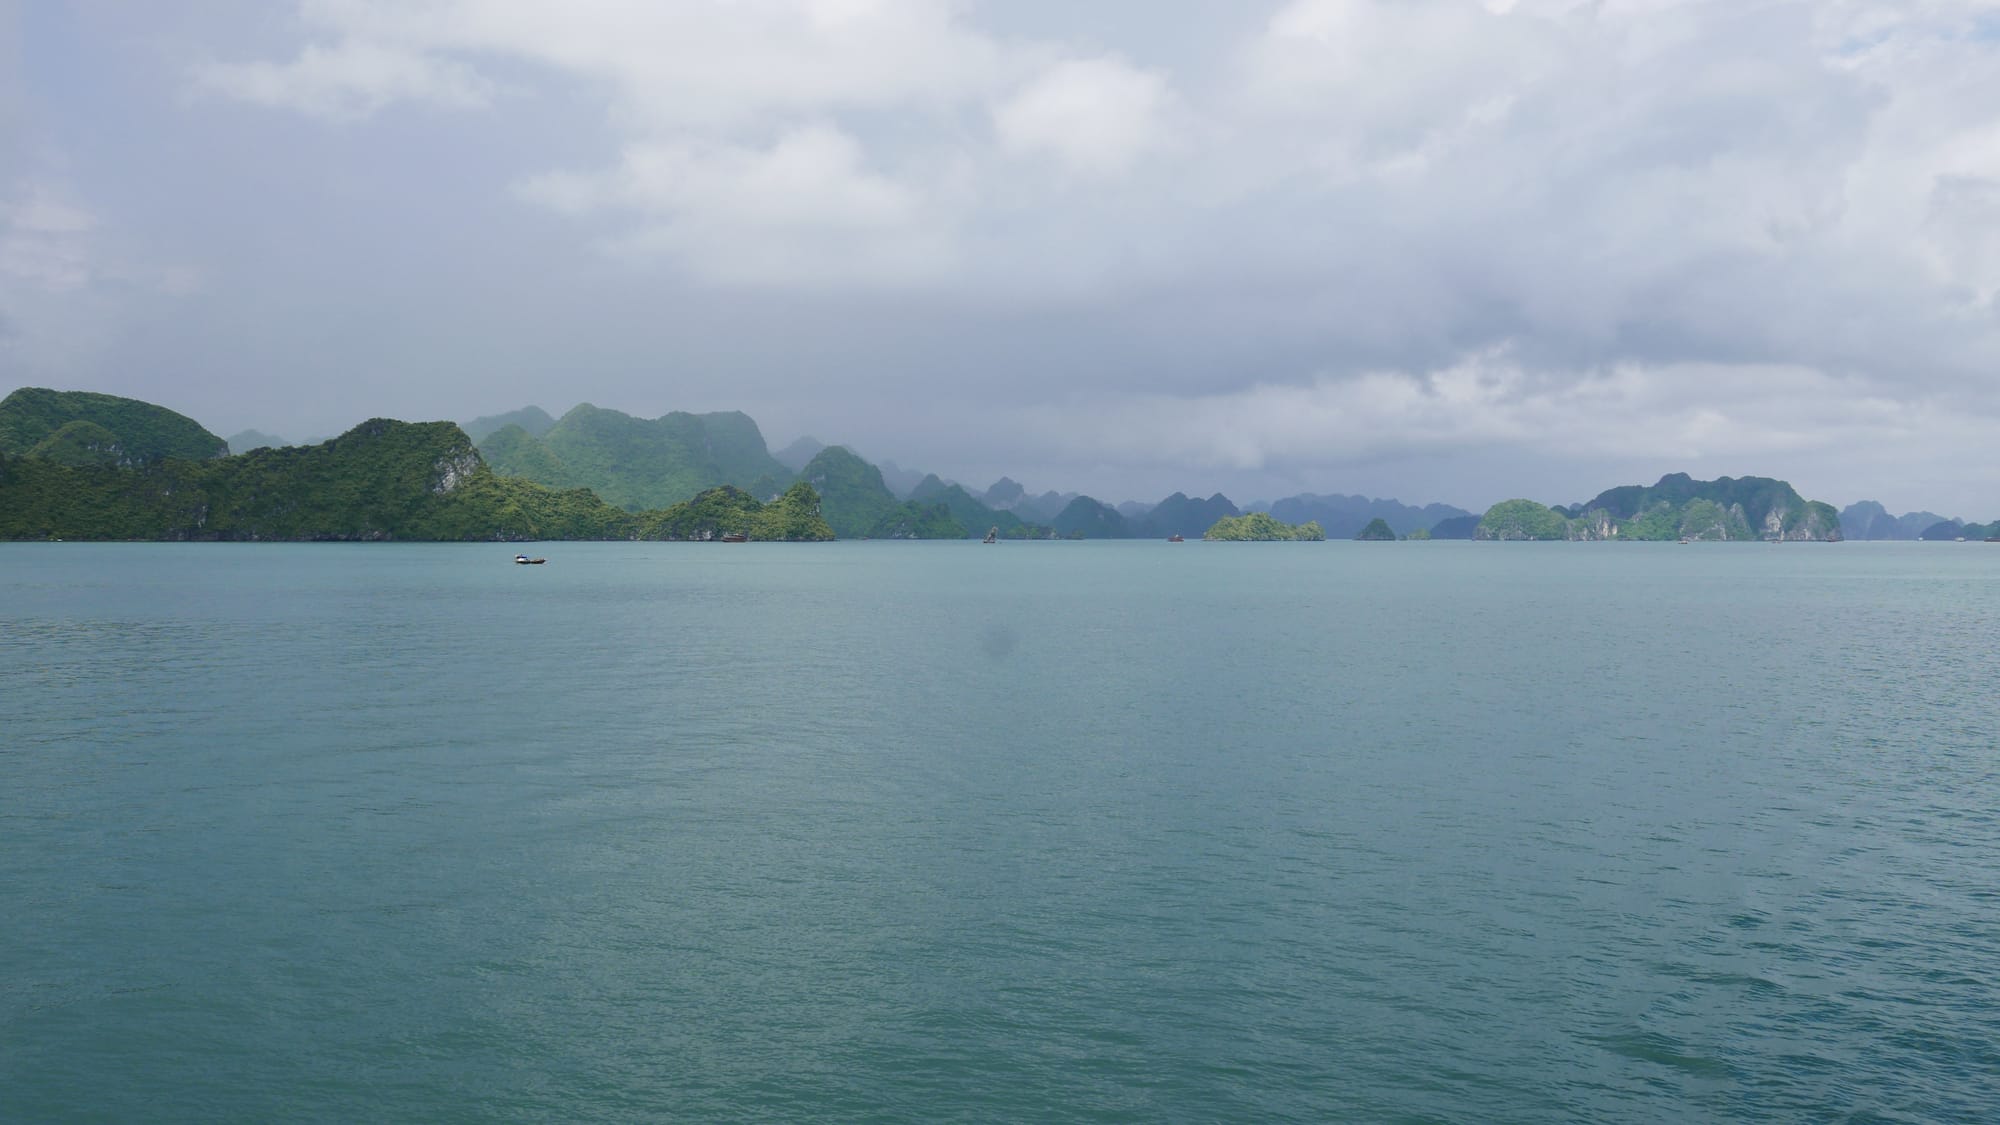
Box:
left=4, top=541, right=1998, bottom=1122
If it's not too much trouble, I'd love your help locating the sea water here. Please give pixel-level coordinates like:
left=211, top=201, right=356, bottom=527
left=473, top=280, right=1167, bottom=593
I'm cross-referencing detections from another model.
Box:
left=3, top=541, right=1997, bottom=1122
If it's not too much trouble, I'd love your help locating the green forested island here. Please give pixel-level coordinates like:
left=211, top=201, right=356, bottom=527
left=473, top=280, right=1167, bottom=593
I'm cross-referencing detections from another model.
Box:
left=0, top=388, right=229, bottom=466
left=0, top=391, right=835, bottom=542
left=1, top=388, right=1922, bottom=546
left=637, top=483, right=835, bottom=541
left=1, top=418, right=629, bottom=540
left=1205, top=513, right=1326, bottom=541
left=470, top=403, right=1052, bottom=539
left=1474, top=474, right=1842, bottom=541
left=474, top=403, right=791, bottom=511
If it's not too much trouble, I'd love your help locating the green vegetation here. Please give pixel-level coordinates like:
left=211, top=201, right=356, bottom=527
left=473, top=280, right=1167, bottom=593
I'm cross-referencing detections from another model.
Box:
left=868, top=501, right=966, bottom=539
left=1476, top=475, right=1844, bottom=541
left=1475, top=499, right=1571, bottom=540
left=475, top=403, right=792, bottom=510
left=637, top=482, right=834, bottom=541
left=27, top=420, right=129, bottom=467
left=1675, top=498, right=1752, bottom=541
left=1355, top=517, right=1397, bottom=541
left=0, top=419, right=636, bottom=541
left=1576, top=473, right=1840, bottom=540
left=1, top=407, right=847, bottom=542
left=7, top=393, right=1871, bottom=550
left=479, top=423, right=580, bottom=489
left=800, top=445, right=902, bottom=537
left=1204, top=512, right=1326, bottom=541
left=1, top=388, right=227, bottom=465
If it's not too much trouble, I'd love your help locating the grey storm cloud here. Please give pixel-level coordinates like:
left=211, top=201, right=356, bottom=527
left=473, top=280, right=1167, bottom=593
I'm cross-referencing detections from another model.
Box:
left=6, top=0, right=2000, bottom=514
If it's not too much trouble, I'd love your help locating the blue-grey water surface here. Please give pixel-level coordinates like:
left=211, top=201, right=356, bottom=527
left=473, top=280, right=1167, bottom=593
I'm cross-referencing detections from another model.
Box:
left=4, top=540, right=1998, bottom=1123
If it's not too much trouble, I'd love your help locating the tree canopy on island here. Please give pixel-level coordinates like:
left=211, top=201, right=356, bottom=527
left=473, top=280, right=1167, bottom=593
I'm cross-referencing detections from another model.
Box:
left=638, top=482, right=834, bottom=541
left=476, top=403, right=792, bottom=511
left=1204, top=513, right=1326, bottom=541
left=1473, top=475, right=1842, bottom=541
left=0, top=388, right=228, bottom=466
left=0, top=415, right=836, bottom=542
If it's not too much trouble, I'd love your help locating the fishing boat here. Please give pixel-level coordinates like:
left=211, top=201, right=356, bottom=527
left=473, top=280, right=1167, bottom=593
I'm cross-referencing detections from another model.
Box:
left=719, top=532, right=748, bottom=543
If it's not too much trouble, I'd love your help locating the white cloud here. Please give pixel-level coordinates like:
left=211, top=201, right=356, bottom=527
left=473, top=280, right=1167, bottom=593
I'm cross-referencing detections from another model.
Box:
left=517, top=125, right=952, bottom=284
left=194, top=38, right=494, bottom=119
left=211, top=0, right=1011, bottom=127
left=994, top=56, right=1176, bottom=176
left=148, top=1, right=2000, bottom=508
left=0, top=183, right=202, bottom=380
left=0, top=184, right=202, bottom=297
left=198, top=1, right=1026, bottom=282
left=521, top=126, right=917, bottom=228
left=8, top=192, right=97, bottom=236
left=1016, top=354, right=1871, bottom=468
left=1, top=186, right=100, bottom=291
left=1232, top=0, right=1560, bottom=175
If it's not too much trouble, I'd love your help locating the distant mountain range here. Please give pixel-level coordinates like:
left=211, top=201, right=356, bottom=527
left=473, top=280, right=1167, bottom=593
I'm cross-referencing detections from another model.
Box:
left=474, top=403, right=790, bottom=511
left=1837, top=501, right=1995, bottom=540
left=20, top=387, right=1989, bottom=545
left=771, top=435, right=825, bottom=472
left=1258, top=493, right=1474, bottom=539
left=225, top=429, right=290, bottom=453
left=463, top=406, right=557, bottom=445
left=1, top=390, right=830, bottom=542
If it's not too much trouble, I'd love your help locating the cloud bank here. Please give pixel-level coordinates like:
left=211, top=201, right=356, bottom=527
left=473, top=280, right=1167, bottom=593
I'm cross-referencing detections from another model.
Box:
left=8, top=0, right=2000, bottom=512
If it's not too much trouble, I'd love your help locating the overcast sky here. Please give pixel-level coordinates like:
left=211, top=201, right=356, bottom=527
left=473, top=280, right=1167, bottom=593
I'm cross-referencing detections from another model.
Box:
left=4, top=0, right=1999, bottom=513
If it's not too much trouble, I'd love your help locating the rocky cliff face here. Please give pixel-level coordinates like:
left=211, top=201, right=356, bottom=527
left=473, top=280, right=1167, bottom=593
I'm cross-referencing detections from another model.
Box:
left=1763, top=500, right=1842, bottom=541
left=430, top=445, right=481, bottom=494
left=1478, top=478, right=1845, bottom=541
left=1569, top=510, right=1620, bottom=540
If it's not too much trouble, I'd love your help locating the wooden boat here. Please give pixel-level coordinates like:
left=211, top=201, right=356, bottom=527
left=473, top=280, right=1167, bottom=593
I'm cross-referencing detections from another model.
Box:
left=719, top=532, right=748, bottom=543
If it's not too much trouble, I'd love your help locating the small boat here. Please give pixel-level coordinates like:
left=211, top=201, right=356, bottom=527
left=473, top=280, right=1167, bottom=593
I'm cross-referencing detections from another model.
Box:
left=719, top=532, right=748, bottom=543
left=1168, top=534, right=1184, bottom=543
left=514, top=554, right=546, bottom=565
left=983, top=526, right=998, bottom=544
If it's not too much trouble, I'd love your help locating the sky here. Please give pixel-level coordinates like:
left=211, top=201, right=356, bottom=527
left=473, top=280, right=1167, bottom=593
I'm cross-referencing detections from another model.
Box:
left=3, top=0, right=2000, bottom=515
